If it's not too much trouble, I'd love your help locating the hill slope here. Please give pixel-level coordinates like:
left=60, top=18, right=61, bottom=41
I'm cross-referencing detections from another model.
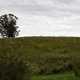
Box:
left=0, top=37, right=80, bottom=74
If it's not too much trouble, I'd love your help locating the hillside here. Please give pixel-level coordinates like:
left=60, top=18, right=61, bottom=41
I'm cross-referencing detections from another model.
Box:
left=0, top=37, right=80, bottom=74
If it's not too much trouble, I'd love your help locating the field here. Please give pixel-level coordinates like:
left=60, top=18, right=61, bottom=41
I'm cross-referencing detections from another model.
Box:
left=1, top=37, right=80, bottom=79
left=32, top=72, right=77, bottom=80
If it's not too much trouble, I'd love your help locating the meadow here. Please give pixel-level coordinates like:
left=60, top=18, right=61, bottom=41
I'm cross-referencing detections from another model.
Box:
left=32, top=73, right=77, bottom=80
left=0, top=37, right=80, bottom=79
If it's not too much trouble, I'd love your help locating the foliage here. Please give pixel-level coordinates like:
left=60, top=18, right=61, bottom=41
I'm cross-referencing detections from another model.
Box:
left=0, top=13, right=19, bottom=38
left=0, top=53, right=31, bottom=80
left=0, top=37, right=80, bottom=76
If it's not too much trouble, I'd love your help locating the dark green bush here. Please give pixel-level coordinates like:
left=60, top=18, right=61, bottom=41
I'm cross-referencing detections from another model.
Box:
left=0, top=53, right=31, bottom=80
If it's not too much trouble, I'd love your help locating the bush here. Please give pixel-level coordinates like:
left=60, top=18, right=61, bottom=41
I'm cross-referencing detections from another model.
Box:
left=0, top=53, right=31, bottom=80
left=72, top=56, right=80, bottom=77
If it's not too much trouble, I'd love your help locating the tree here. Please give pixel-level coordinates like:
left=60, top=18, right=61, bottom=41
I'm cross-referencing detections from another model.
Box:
left=0, top=13, right=19, bottom=38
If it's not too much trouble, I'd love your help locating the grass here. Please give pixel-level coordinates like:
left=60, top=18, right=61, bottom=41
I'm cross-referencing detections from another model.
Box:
left=32, top=73, right=77, bottom=80
left=1, top=37, right=80, bottom=79
left=1, top=37, right=80, bottom=74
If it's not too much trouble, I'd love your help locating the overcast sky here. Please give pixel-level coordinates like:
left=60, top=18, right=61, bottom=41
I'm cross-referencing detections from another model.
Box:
left=0, top=0, right=80, bottom=37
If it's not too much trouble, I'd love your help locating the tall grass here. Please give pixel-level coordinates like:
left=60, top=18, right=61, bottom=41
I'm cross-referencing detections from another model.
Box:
left=0, top=37, right=80, bottom=75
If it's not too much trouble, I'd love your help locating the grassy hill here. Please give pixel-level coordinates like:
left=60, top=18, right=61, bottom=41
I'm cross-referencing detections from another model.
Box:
left=0, top=37, right=80, bottom=74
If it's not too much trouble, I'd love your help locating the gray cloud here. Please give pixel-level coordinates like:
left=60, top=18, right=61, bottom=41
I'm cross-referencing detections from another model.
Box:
left=0, top=0, right=80, bottom=17
left=0, top=0, right=80, bottom=36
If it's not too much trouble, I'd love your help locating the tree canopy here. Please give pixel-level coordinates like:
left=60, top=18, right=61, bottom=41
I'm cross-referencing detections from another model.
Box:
left=0, top=13, right=19, bottom=38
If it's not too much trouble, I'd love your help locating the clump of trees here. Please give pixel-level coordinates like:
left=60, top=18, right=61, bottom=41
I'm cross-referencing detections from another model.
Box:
left=0, top=13, right=19, bottom=38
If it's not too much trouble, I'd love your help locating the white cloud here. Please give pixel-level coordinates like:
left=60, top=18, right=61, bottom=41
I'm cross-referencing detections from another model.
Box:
left=17, top=15, right=80, bottom=37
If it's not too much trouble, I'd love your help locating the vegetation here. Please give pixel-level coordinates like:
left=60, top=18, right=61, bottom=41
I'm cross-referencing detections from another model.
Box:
left=0, top=14, right=19, bottom=38
left=0, top=37, right=80, bottom=78
left=32, top=73, right=76, bottom=80
left=0, top=52, right=31, bottom=80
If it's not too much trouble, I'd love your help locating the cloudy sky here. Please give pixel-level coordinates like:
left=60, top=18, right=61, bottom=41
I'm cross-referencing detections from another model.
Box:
left=0, top=0, right=80, bottom=37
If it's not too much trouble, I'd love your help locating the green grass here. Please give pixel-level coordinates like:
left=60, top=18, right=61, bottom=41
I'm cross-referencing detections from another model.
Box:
left=32, top=73, right=77, bottom=80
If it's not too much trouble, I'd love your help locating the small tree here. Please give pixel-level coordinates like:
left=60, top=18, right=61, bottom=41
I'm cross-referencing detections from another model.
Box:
left=0, top=13, right=19, bottom=38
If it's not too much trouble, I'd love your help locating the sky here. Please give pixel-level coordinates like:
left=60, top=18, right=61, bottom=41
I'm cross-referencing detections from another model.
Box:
left=0, top=0, right=80, bottom=37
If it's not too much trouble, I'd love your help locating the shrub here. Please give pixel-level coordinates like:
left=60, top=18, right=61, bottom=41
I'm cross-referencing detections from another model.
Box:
left=0, top=53, right=31, bottom=80
left=72, top=56, right=80, bottom=77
